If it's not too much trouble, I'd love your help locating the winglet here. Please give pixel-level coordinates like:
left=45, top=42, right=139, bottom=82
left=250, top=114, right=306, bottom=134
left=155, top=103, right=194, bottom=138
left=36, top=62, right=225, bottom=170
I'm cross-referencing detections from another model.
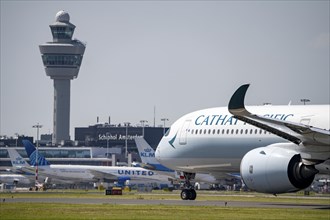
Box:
left=228, top=84, right=250, bottom=111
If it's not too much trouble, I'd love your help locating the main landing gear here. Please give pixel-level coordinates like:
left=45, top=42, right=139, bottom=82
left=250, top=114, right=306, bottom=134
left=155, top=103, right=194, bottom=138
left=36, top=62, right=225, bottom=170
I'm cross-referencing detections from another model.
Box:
left=180, top=172, right=197, bottom=200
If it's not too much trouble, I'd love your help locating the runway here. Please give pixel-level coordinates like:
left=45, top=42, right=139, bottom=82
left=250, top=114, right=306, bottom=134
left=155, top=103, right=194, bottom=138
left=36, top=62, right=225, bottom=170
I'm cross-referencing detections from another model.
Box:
left=2, top=197, right=329, bottom=209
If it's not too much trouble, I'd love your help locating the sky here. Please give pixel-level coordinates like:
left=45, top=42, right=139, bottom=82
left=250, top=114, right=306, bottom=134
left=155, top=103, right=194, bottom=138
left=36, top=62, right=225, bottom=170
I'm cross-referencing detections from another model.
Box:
left=1, top=1, right=329, bottom=140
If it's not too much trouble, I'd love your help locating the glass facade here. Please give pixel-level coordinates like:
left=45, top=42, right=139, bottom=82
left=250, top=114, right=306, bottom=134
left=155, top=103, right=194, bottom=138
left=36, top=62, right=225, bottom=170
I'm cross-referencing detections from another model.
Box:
left=42, top=54, right=83, bottom=66
left=0, top=148, right=91, bottom=159
left=51, top=26, right=74, bottom=40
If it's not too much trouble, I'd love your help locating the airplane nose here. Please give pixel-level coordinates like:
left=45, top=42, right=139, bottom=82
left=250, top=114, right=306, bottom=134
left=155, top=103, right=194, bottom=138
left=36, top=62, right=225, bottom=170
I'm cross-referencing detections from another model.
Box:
left=155, top=146, right=161, bottom=161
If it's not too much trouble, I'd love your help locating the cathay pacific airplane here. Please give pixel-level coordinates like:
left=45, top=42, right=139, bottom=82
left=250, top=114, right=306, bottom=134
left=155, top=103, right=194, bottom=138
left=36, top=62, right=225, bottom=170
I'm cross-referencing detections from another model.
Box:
left=155, top=84, right=329, bottom=200
left=134, top=137, right=218, bottom=186
left=20, top=140, right=170, bottom=186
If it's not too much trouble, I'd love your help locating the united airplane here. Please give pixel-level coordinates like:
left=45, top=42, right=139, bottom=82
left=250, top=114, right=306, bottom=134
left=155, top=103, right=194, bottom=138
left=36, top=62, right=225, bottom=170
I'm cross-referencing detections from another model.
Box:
left=155, top=84, right=329, bottom=200
left=18, top=140, right=171, bottom=186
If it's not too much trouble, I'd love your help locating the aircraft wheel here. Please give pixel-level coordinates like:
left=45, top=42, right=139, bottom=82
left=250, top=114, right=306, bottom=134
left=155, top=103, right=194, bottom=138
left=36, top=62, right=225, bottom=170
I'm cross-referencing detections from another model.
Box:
left=181, top=189, right=190, bottom=200
left=189, top=189, right=197, bottom=200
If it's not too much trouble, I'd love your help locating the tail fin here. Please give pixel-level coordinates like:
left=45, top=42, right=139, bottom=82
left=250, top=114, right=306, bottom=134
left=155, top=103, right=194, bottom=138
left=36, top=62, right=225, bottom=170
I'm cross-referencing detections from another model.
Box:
left=7, top=148, right=29, bottom=167
left=134, top=137, right=173, bottom=172
left=135, top=137, right=157, bottom=165
left=22, top=140, right=50, bottom=166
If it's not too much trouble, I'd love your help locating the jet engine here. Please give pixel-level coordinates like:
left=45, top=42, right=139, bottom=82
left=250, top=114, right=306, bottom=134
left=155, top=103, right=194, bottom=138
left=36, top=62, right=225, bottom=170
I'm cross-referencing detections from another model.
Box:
left=240, top=143, right=318, bottom=194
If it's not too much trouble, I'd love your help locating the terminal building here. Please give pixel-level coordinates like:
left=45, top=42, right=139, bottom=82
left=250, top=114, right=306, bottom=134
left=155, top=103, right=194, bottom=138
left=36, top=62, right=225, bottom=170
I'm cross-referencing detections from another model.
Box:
left=0, top=125, right=167, bottom=169
left=74, top=123, right=166, bottom=151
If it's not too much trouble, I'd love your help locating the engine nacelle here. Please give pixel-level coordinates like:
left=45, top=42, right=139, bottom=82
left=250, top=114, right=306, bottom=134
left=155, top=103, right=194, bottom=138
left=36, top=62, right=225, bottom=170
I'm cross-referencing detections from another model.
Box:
left=240, top=143, right=318, bottom=194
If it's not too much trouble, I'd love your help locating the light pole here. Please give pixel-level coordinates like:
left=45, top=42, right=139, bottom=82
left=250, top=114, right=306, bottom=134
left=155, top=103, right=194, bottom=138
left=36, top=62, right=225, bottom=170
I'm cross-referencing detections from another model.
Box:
left=32, top=123, right=42, bottom=186
left=161, top=118, right=169, bottom=135
left=14, top=133, right=19, bottom=147
left=124, top=122, right=130, bottom=158
left=140, top=120, right=148, bottom=138
left=106, top=132, right=110, bottom=166
left=301, top=99, right=310, bottom=105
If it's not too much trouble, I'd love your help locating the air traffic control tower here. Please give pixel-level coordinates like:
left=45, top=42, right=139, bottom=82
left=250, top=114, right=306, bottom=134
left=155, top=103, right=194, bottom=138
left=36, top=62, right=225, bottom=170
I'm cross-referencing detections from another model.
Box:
left=39, top=11, right=86, bottom=145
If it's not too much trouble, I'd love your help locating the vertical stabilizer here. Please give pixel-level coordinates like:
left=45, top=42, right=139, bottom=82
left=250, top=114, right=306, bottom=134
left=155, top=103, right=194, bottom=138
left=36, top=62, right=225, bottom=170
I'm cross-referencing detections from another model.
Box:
left=7, top=148, right=29, bottom=167
left=22, top=140, right=50, bottom=166
left=134, top=137, right=173, bottom=172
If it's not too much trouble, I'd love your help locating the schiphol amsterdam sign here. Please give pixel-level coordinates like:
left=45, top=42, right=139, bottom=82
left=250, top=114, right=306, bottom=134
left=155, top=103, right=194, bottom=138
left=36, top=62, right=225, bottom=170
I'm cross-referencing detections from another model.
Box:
left=98, top=134, right=143, bottom=141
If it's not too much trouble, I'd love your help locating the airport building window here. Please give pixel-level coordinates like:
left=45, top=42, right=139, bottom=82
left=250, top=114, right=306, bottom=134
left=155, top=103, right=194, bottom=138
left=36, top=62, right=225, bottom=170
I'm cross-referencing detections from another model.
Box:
left=42, top=54, right=83, bottom=66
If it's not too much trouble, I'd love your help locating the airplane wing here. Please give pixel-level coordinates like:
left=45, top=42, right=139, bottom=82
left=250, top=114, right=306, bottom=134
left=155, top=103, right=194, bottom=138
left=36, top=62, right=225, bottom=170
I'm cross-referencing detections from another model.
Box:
left=228, top=84, right=330, bottom=147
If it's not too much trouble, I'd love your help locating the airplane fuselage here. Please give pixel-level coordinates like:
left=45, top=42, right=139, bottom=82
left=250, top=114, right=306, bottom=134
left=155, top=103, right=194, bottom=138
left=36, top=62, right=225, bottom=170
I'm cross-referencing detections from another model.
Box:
left=155, top=105, right=329, bottom=174
left=23, top=164, right=169, bottom=183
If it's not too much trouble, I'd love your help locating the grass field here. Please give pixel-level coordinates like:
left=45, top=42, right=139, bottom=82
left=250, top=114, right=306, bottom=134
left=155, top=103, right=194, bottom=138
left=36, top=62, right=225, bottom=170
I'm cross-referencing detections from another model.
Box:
left=0, top=190, right=329, bottom=220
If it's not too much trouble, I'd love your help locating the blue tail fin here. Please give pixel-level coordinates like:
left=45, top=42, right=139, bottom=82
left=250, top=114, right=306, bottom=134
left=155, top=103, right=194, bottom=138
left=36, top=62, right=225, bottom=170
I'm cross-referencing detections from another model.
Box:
left=22, top=140, right=50, bottom=166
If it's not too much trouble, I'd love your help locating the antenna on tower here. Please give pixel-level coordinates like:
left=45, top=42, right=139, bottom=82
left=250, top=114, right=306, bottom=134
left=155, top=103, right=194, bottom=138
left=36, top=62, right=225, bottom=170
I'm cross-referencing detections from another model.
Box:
left=153, top=106, right=156, bottom=127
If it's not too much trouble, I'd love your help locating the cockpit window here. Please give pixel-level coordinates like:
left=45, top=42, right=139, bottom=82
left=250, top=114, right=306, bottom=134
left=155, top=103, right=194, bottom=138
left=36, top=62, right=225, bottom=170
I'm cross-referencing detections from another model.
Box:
left=164, top=127, right=171, bottom=137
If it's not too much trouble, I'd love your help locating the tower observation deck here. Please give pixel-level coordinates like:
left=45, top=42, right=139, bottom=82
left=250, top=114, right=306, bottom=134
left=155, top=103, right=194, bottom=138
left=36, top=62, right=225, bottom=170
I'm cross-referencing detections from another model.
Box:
left=39, top=10, right=86, bottom=145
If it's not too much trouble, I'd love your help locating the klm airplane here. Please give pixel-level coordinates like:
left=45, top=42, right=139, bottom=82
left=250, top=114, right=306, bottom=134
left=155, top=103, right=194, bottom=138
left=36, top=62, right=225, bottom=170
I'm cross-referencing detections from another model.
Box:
left=155, top=84, right=330, bottom=200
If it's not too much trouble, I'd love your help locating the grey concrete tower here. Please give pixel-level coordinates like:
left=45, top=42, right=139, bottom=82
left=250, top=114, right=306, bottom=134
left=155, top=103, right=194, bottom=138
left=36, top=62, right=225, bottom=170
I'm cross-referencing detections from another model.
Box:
left=39, top=11, right=86, bottom=145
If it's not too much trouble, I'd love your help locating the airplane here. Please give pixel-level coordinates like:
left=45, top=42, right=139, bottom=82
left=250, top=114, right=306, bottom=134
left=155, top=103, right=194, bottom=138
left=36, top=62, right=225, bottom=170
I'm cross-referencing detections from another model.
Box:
left=7, top=148, right=61, bottom=189
left=20, top=140, right=171, bottom=187
left=0, top=174, right=31, bottom=185
left=155, top=84, right=330, bottom=200
left=134, top=137, right=219, bottom=188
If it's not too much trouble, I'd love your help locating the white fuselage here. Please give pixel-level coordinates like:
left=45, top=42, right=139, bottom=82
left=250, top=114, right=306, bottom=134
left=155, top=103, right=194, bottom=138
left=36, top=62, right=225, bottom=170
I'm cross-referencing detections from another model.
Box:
left=22, top=164, right=170, bottom=184
left=155, top=105, right=330, bottom=174
left=0, top=174, right=32, bottom=185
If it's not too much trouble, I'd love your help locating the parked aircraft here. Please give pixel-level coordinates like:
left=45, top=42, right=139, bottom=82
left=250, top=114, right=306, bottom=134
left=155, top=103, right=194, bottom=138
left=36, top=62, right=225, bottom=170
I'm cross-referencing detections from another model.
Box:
left=155, top=84, right=329, bottom=200
left=0, top=174, right=31, bottom=185
left=7, top=148, right=69, bottom=188
left=20, top=140, right=171, bottom=186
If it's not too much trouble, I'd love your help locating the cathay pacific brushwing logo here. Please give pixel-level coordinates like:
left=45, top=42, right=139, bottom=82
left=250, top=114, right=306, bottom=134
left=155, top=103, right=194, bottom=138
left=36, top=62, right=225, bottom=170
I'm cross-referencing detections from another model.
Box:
left=169, top=133, right=177, bottom=149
